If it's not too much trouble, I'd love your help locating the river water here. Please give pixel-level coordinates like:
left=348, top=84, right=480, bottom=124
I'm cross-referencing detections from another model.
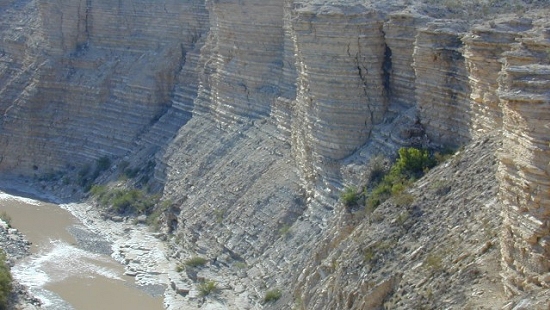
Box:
left=0, top=189, right=165, bottom=310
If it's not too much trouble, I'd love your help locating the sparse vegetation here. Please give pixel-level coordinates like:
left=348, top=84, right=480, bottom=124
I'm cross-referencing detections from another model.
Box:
left=424, top=252, right=443, bottom=272
left=363, top=247, right=375, bottom=263
left=278, top=224, right=292, bottom=237
left=263, top=289, right=282, bottom=303
left=394, top=192, right=414, bottom=207
left=0, top=251, right=12, bottom=310
left=214, top=209, right=225, bottom=224
left=396, top=211, right=410, bottom=226
left=365, top=147, right=436, bottom=211
left=96, top=156, right=111, bottom=172
left=184, top=256, right=208, bottom=268
left=431, top=179, right=452, bottom=196
left=362, top=239, right=398, bottom=265
left=340, top=186, right=360, bottom=208
left=434, top=148, right=455, bottom=165
left=77, top=156, right=112, bottom=191
left=124, top=167, right=140, bottom=179
left=90, top=185, right=159, bottom=215
left=77, top=164, right=92, bottom=189
left=198, top=279, right=218, bottom=296
left=176, top=256, right=208, bottom=272
left=369, top=155, right=388, bottom=184
left=146, top=199, right=172, bottom=230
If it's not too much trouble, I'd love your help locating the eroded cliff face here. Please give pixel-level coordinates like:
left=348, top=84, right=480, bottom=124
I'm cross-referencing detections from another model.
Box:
left=0, top=0, right=208, bottom=174
left=1, top=0, right=550, bottom=309
left=498, top=26, right=550, bottom=299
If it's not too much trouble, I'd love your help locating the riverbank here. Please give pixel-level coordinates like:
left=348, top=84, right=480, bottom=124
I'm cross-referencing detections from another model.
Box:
left=0, top=177, right=176, bottom=309
left=0, top=217, right=41, bottom=310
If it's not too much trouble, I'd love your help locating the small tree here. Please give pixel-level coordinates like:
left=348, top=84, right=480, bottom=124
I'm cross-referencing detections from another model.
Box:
left=340, top=186, right=360, bottom=208
left=393, top=147, right=435, bottom=179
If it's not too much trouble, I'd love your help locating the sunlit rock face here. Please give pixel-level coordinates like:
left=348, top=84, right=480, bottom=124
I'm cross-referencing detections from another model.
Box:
left=497, top=23, right=550, bottom=296
left=289, top=6, right=389, bottom=197
left=413, top=20, right=471, bottom=147
left=1, top=1, right=550, bottom=308
left=195, top=0, right=284, bottom=125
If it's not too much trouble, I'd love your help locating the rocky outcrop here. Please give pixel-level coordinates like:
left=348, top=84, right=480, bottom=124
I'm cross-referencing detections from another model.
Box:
left=295, top=135, right=505, bottom=310
left=1, top=1, right=550, bottom=309
left=290, top=5, right=388, bottom=198
left=0, top=219, right=41, bottom=309
left=413, top=20, right=471, bottom=147
left=194, top=0, right=284, bottom=125
left=0, top=0, right=208, bottom=175
left=383, top=11, right=428, bottom=111
left=463, top=19, right=533, bottom=140
left=498, top=23, right=550, bottom=298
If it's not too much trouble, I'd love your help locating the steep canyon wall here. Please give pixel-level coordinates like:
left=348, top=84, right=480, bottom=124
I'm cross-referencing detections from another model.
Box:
left=0, top=0, right=208, bottom=174
left=0, top=0, right=549, bottom=308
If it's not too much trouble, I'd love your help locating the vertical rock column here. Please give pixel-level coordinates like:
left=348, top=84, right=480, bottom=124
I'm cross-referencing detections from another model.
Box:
left=290, top=6, right=387, bottom=193
left=413, top=21, right=471, bottom=147
left=201, top=0, right=284, bottom=125
left=383, top=12, right=429, bottom=110
left=498, top=28, right=550, bottom=296
left=37, top=0, right=88, bottom=55
left=269, top=0, right=299, bottom=140
left=463, top=19, right=532, bottom=139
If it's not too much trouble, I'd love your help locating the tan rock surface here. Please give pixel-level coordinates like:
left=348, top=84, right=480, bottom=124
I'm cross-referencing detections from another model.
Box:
left=0, top=1, right=549, bottom=309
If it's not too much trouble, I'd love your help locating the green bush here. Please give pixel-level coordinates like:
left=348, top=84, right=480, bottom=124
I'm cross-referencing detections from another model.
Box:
left=198, top=279, right=217, bottom=296
left=365, top=147, right=435, bottom=210
left=424, top=252, right=443, bottom=272
left=91, top=187, right=158, bottom=215
left=0, top=251, right=12, bottom=310
left=393, top=147, right=435, bottom=179
left=263, top=289, right=282, bottom=303
left=340, top=186, right=360, bottom=207
left=184, top=256, right=208, bottom=268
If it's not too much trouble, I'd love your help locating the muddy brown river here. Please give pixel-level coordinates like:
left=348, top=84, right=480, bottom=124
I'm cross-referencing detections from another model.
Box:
left=0, top=190, right=164, bottom=310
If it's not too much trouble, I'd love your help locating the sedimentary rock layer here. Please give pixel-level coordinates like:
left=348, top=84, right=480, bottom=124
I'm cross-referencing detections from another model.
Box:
left=0, top=0, right=208, bottom=174
left=383, top=11, right=429, bottom=110
left=1, top=1, right=550, bottom=308
left=413, top=20, right=471, bottom=147
left=289, top=5, right=389, bottom=197
left=498, top=25, right=550, bottom=295
left=463, top=19, right=533, bottom=139
left=196, top=0, right=284, bottom=125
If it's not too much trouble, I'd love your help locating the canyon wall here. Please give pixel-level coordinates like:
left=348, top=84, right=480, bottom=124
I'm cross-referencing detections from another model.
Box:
left=498, top=26, right=550, bottom=297
left=0, top=0, right=549, bottom=308
left=0, top=0, right=208, bottom=174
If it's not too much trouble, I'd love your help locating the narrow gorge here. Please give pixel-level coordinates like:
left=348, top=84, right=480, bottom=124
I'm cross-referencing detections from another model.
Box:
left=0, top=0, right=549, bottom=309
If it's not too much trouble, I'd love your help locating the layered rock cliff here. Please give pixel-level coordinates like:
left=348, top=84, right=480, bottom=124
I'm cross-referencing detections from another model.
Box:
left=1, top=0, right=550, bottom=309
